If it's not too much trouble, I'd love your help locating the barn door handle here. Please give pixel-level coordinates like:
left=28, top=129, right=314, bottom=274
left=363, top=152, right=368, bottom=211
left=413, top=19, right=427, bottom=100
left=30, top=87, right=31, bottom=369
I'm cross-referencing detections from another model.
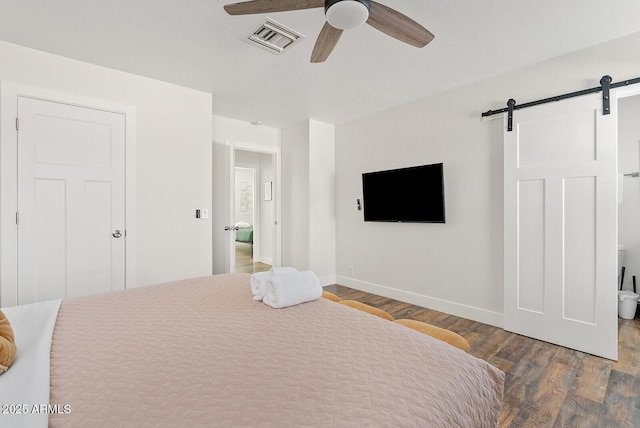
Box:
left=112, top=230, right=123, bottom=238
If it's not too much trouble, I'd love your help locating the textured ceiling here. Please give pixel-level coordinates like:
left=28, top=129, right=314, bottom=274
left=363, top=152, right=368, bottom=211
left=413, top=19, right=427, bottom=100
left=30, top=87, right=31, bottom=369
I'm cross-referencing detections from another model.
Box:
left=1, top=0, right=639, bottom=127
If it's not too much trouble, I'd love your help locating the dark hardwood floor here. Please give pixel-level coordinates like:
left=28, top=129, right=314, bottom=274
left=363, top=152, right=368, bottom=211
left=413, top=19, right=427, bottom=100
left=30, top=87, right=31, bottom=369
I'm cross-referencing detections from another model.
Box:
left=324, top=284, right=640, bottom=428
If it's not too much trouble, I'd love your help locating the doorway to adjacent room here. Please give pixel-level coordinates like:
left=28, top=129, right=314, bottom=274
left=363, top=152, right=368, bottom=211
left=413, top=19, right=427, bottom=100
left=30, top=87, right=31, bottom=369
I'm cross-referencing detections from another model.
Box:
left=233, top=162, right=271, bottom=274
left=212, top=141, right=280, bottom=275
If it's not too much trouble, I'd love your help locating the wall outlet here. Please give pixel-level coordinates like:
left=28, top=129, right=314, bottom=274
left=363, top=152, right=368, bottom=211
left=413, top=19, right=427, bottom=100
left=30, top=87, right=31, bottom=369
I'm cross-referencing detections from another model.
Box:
left=348, top=266, right=354, bottom=277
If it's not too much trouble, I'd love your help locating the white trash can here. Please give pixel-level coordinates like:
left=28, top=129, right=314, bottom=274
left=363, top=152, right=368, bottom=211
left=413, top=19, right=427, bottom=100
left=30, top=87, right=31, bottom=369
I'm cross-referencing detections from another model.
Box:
left=618, top=290, right=639, bottom=319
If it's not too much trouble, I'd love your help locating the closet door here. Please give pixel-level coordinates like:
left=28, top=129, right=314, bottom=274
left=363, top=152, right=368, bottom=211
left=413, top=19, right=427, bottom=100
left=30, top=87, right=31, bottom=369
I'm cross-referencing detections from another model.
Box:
left=17, top=97, right=126, bottom=304
left=504, top=92, right=618, bottom=360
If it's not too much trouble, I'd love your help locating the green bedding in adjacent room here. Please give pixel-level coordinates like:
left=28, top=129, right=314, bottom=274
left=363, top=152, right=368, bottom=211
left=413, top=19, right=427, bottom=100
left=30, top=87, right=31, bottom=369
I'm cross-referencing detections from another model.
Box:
left=235, top=227, right=253, bottom=244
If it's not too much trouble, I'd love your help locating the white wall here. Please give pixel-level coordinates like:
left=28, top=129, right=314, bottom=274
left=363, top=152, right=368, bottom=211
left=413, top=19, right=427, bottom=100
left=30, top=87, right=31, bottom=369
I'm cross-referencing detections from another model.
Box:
left=309, top=120, right=336, bottom=284
left=213, top=115, right=281, bottom=150
left=281, top=119, right=336, bottom=284
left=0, top=41, right=213, bottom=289
left=335, top=31, right=640, bottom=326
left=282, top=121, right=311, bottom=270
left=619, top=95, right=640, bottom=291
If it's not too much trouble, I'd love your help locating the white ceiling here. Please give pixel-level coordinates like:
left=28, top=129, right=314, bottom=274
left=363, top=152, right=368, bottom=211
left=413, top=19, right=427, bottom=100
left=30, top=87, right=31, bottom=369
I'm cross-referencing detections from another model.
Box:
left=1, top=0, right=639, bottom=128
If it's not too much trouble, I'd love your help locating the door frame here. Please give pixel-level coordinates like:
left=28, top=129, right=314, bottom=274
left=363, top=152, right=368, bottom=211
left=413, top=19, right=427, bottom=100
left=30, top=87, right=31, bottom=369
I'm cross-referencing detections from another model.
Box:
left=616, top=83, right=640, bottom=104
left=0, top=82, right=137, bottom=307
left=225, top=140, right=281, bottom=272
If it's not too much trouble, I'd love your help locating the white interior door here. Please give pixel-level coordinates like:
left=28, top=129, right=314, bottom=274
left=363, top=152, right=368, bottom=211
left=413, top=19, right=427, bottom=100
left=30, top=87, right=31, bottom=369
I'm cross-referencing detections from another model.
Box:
left=504, top=92, right=618, bottom=360
left=212, top=140, right=235, bottom=274
left=17, top=97, right=126, bottom=304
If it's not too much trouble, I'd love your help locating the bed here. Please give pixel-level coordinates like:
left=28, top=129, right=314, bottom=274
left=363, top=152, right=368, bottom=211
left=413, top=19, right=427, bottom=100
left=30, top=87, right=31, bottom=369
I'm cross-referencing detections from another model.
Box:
left=235, top=225, right=253, bottom=244
left=1, top=273, right=504, bottom=427
left=235, top=226, right=253, bottom=258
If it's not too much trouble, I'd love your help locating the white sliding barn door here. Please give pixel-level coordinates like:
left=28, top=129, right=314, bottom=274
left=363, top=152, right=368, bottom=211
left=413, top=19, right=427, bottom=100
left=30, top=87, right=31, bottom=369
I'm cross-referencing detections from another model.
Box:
left=17, top=97, right=126, bottom=304
left=504, top=92, right=618, bottom=360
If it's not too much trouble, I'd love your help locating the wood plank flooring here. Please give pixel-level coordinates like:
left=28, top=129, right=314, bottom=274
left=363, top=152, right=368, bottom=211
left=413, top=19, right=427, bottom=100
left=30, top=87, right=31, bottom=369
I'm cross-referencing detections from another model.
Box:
left=324, top=284, right=640, bottom=428
left=234, top=242, right=270, bottom=274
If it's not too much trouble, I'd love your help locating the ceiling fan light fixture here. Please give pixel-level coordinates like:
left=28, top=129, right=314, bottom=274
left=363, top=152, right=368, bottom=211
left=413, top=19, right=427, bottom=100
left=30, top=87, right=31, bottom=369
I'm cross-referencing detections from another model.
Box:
left=325, top=0, right=370, bottom=30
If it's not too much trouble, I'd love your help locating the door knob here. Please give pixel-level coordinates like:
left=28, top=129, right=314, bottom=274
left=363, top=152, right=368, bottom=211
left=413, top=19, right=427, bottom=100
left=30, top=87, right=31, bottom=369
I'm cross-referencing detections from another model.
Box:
left=112, top=230, right=122, bottom=238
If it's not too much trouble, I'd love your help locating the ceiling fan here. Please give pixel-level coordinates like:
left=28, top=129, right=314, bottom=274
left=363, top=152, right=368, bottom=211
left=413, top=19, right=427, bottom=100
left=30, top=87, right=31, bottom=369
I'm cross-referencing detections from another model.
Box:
left=223, top=0, right=434, bottom=63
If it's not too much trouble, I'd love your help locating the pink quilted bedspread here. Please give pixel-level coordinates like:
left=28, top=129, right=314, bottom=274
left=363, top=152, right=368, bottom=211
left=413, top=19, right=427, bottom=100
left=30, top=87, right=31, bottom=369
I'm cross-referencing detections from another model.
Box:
left=49, top=273, right=503, bottom=427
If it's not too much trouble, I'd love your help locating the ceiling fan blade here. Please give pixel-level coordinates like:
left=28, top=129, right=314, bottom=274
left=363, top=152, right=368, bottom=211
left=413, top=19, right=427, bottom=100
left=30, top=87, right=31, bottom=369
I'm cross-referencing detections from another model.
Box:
left=224, top=0, right=324, bottom=15
left=367, top=1, right=434, bottom=48
left=311, top=22, right=343, bottom=63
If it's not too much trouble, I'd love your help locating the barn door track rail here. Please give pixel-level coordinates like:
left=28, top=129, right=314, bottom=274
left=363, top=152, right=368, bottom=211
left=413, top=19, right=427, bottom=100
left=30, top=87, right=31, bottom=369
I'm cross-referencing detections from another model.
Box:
left=482, top=75, right=640, bottom=131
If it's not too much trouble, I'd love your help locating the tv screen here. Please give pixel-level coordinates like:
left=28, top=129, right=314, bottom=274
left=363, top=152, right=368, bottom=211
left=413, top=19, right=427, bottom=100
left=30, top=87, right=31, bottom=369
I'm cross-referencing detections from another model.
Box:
left=362, top=163, right=445, bottom=223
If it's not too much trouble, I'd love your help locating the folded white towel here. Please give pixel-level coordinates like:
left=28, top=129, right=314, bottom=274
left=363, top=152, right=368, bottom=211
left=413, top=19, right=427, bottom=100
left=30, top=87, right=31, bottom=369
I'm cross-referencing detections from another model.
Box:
left=250, top=267, right=298, bottom=301
left=235, top=221, right=251, bottom=229
left=250, top=272, right=271, bottom=301
left=262, top=270, right=322, bottom=309
left=270, top=266, right=297, bottom=275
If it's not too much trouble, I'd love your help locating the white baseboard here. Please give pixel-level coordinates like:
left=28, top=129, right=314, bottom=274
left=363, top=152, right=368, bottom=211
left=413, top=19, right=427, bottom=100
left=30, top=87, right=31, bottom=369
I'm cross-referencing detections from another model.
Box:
left=258, top=256, right=273, bottom=265
left=318, top=274, right=337, bottom=287
left=335, top=276, right=504, bottom=328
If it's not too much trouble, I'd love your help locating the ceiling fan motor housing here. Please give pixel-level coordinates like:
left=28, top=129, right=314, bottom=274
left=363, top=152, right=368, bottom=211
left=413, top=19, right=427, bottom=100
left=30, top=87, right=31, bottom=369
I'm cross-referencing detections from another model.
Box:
left=325, top=0, right=371, bottom=30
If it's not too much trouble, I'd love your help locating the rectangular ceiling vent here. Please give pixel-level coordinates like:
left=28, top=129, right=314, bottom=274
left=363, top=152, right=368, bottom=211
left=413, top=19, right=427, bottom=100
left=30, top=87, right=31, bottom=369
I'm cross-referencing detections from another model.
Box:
left=245, top=18, right=305, bottom=55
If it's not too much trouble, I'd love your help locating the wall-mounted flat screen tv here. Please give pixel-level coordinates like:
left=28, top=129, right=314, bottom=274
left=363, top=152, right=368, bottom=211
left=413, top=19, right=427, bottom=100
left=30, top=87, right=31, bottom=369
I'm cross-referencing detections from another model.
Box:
left=362, top=163, right=445, bottom=223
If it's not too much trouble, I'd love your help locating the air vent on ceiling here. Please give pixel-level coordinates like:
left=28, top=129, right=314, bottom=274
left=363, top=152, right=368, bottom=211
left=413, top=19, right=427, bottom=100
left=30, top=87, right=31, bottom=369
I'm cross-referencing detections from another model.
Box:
left=245, top=18, right=305, bottom=55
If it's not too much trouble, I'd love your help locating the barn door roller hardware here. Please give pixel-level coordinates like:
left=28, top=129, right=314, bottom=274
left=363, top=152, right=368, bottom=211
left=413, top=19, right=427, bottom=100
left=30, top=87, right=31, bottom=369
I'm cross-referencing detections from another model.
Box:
left=482, top=75, right=640, bottom=132
left=600, top=75, right=611, bottom=116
